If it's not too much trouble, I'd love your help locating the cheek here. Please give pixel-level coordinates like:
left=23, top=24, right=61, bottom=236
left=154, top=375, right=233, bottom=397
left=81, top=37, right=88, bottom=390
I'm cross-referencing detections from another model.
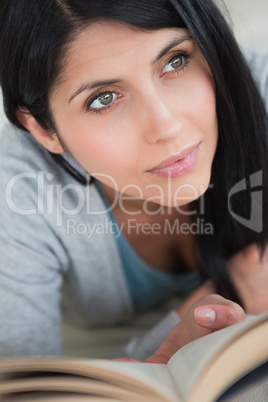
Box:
left=190, top=74, right=218, bottom=157
left=190, top=74, right=217, bottom=125
left=61, top=121, right=138, bottom=176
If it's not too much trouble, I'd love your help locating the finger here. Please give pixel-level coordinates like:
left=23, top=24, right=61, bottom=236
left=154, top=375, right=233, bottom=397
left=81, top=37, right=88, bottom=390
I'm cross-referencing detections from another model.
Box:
left=194, top=302, right=245, bottom=330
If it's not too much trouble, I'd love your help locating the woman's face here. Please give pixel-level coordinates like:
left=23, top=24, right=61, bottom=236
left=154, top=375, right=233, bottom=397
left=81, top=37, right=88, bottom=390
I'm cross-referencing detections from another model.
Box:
left=50, top=21, right=218, bottom=209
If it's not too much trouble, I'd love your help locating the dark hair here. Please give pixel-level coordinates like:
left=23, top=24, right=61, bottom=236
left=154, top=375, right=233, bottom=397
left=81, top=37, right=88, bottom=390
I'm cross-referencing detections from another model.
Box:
left=0, top=0, right=267, bottom=305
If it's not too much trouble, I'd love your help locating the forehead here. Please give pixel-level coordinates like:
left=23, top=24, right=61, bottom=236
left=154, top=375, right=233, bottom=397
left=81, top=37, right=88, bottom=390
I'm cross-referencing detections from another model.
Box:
left=69, top=20, right=189, bottom=50
left=60, top=21, right=191, bottom=77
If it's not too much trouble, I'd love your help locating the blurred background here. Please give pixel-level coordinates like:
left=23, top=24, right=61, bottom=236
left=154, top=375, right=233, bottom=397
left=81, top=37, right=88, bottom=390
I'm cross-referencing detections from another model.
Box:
left=220, top=0, right=268, bottom=47
left=0, top=0, right=268, bottom=132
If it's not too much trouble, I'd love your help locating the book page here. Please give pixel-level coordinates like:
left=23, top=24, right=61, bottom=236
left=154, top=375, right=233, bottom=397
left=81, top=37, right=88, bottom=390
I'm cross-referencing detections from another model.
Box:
left=166, top=313, right=268, bottom=400
left=88, top=360, right=179, bottom=401
left=5, top=392, right=124, bottom=401
left=0, top=358, right=178, bottom=402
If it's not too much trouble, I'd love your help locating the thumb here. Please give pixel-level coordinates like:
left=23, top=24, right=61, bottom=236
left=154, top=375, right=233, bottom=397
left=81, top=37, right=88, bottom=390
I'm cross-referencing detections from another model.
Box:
left=194, top=298, right=245, bottom=331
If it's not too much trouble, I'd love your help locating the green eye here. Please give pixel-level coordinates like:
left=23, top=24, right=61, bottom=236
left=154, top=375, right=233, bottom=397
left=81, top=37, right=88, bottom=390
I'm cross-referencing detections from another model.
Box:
left=95, top=92, right=114, bottom=107
left=87, top=91, right=117, bottom=112
left=170, top=55, right=183, bottom=69
left=162, top=53, right=190, bottom=74
left=99, top=92, right=113, bottom=106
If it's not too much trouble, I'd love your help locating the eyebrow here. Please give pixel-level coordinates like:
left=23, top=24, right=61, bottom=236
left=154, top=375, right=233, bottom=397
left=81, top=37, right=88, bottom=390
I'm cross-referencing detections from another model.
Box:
left=152, top=34, right=192, bottom=64
left=69, top=79, right=122, bottom=104
left=68, top=33, right=192, bottom=104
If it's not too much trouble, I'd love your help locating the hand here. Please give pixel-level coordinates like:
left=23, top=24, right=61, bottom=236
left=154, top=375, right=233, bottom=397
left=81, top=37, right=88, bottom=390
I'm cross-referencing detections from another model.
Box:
left=227, top=242, right=268, bottom=315
left=145, top=294, right=245, bottom=364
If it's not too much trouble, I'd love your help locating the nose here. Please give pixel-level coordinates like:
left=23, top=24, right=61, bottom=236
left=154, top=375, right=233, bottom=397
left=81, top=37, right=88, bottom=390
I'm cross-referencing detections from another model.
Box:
left=137, top=87, right=183, bottom=144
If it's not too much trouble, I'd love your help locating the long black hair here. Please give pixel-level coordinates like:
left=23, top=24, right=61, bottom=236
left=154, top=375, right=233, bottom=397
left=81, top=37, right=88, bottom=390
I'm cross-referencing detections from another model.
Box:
left=0, top=0, right=267, bottom=305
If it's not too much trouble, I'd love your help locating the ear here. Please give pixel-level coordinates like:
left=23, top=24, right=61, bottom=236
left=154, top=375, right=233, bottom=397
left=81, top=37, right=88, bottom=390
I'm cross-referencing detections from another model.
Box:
left=16, top=107, right=65, bottom=154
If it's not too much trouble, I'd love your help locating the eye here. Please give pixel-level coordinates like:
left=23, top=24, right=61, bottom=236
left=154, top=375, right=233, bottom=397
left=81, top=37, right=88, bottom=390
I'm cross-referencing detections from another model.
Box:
left=86, top=91, right=117, bottom=112
left=162, top=53, right=190, bottom=74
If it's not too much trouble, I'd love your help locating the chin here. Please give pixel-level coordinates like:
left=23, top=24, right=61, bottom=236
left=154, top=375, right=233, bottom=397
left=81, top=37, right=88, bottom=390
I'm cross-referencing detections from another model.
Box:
left=169, top=175, right=212, bottom=207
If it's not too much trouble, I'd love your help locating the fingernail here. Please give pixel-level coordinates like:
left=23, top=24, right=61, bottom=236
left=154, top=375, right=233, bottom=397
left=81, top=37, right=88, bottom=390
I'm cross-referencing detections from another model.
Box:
left=195, top=307, right=216, bottom=324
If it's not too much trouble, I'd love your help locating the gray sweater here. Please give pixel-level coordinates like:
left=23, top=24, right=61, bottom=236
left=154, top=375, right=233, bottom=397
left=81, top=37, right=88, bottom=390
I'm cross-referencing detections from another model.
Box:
left=0, top=47, right=267, bottom=359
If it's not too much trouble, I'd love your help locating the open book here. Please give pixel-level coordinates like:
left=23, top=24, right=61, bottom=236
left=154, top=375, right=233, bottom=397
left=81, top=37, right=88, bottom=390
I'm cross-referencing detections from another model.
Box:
left=0, top=313, right=268, bottom=402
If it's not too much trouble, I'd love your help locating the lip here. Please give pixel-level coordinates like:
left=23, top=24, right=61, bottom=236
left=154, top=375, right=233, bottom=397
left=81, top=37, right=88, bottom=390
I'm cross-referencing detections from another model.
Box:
left=147, top=142, right=200, bottom=178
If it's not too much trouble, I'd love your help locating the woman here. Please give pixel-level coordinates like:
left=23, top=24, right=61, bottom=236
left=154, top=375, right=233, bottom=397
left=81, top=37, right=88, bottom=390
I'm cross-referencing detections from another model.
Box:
left=0, top=0, right=267, bottom=359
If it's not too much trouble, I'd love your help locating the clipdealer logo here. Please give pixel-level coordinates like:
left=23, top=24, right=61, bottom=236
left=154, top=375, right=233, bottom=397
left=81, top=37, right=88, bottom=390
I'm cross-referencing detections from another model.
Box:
left=228, top=170, right=263, bottom=233
left=5, top=170, right=264, bottom=233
